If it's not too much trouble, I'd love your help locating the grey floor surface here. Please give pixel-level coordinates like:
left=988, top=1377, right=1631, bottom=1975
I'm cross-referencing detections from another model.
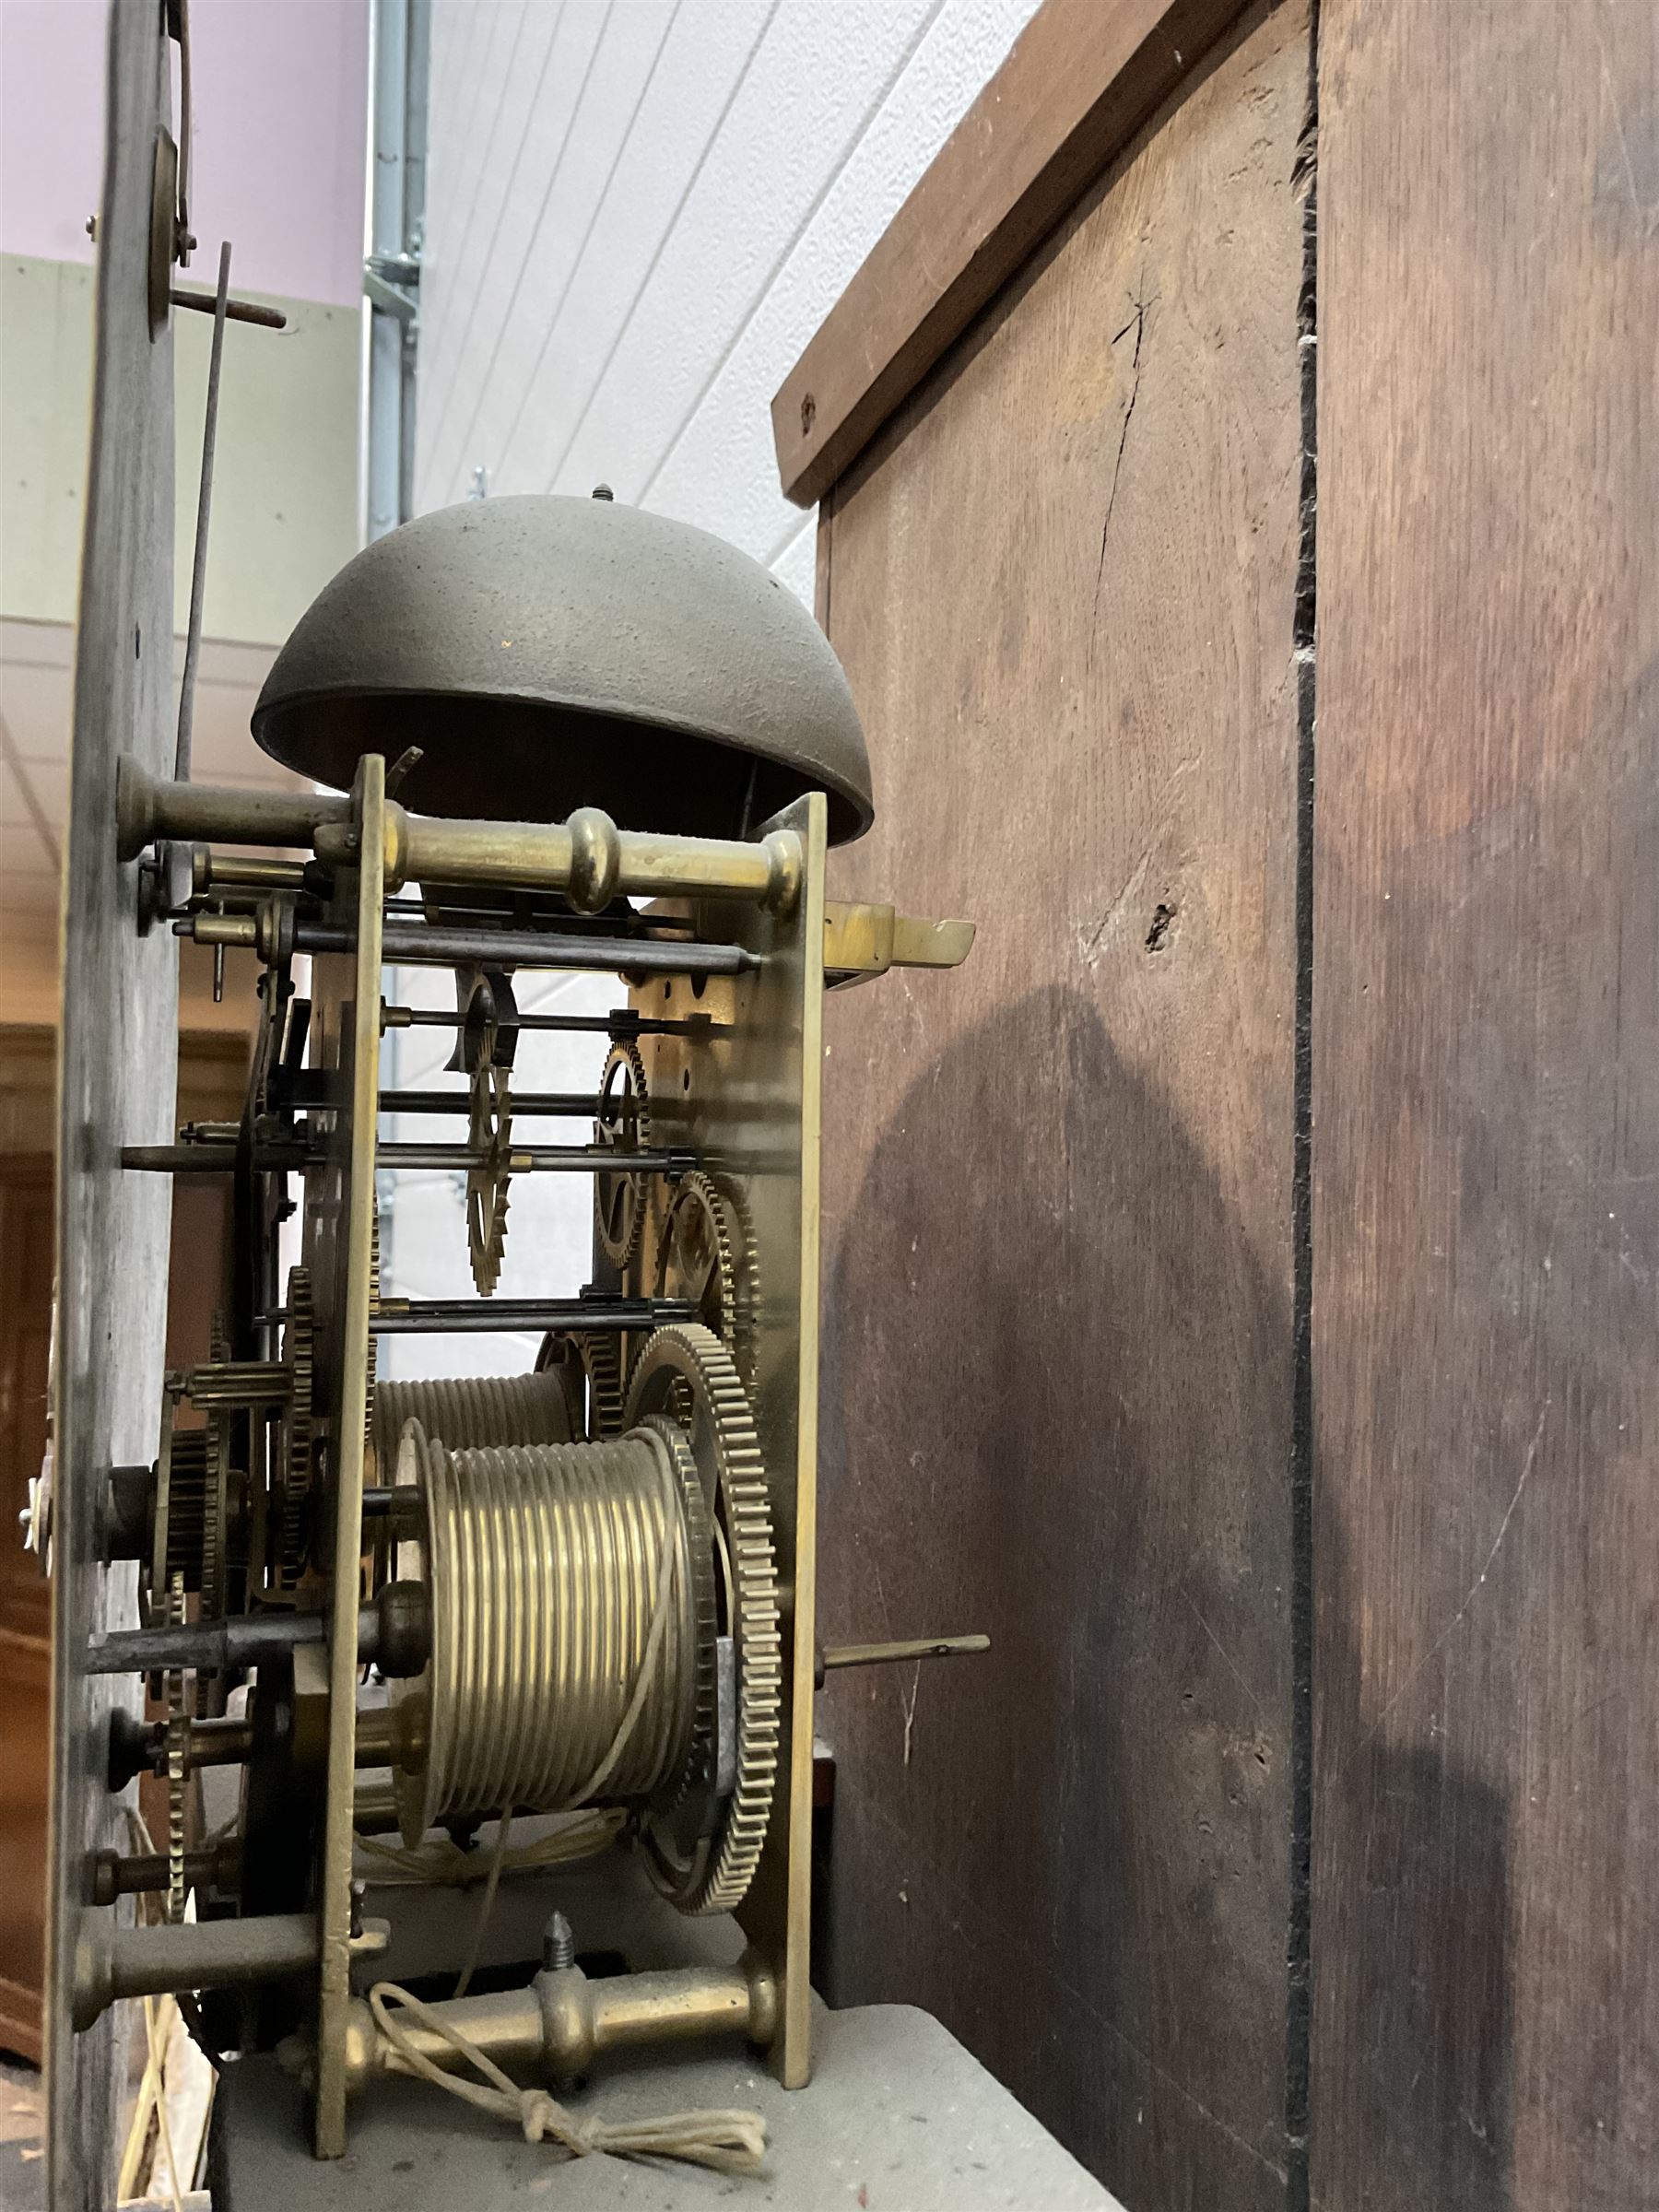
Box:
left=0, top=2054, right=42, bottom=2212
left=213, top=2003, right=1122, bottom=2211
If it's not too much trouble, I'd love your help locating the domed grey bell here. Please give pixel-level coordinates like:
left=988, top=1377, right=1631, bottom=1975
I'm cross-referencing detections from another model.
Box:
left=251, top=494, right=874, bottom=843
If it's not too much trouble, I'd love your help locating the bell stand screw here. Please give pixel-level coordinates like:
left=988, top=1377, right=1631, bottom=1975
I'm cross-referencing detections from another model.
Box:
left=541, top=1910, right=575, bottom=1972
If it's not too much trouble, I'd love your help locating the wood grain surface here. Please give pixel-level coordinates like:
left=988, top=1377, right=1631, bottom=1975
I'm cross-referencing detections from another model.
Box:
left=814, top=6, right=1308, bottom=2202
left=1312, top=6, right=1659, bottom=2207
left=772, top=0, right=1253, bottom=510
left=48, top=1, right=180, bottom=2201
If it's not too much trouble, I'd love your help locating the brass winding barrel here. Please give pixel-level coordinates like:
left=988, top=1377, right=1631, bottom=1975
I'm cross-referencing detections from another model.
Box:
left=371, top=1369, right=575, bottom=1474
left=392, top=1418, right=712, bottom=1843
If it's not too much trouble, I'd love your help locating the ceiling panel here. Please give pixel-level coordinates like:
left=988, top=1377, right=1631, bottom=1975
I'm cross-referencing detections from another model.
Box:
left=0, top=616, right=307, bottom=1023
left=0, top=653, right=73, bottom=762
left=0, top=751, right=57, bottom=872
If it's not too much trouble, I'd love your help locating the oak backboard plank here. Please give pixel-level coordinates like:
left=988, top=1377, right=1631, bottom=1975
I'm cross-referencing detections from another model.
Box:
left=48, top=2, right=179, bottom=2203
left=1312, top=6, right=1659, bottom=2207
left=816, top=6, right=1307, bottom=2203
left=771, top=0, right=1253, bottom=507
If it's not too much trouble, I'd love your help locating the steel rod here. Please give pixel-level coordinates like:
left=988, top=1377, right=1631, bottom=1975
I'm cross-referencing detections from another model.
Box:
left=381, top=1006, right=718, bottom=1038
left=123, top=1144, right=306, bottom=1173
left=170, top=285, right=288, bottom=329
left=86, top=1608, right=327, bottom=1675
left=174, top=241, right=231, bottom=782
left=379, top=1088, right=595, bottom=1117
left=372, top=1295, right=692, bottom=1335
left=183, top=912, right=749, bottom=978
left=375, top=1141, right=681, bottom=1171
left=124, top=1140, right=685, bottom=1175
left=85, top=1590, right=426, bottom=1680
left=382, top=899, right=699, bottom=940
left=315, top=918, right=754, bottom=977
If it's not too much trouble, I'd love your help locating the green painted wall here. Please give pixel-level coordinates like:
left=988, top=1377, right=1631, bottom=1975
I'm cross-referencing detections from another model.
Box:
left=1, top=253, right=359, bottom=646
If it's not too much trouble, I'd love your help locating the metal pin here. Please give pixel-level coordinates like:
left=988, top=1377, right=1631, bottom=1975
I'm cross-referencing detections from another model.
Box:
left=816, top=1634, right=990, bottom=1688
left=170, top=287, right=287, bottom=330
left=384, top=746, right=425, bottom=798
left=175, top=240, right=231, bottom=783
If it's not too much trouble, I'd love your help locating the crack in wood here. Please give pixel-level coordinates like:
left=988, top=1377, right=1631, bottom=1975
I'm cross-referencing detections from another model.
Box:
left=1094, top=283, right=1157, bottom=607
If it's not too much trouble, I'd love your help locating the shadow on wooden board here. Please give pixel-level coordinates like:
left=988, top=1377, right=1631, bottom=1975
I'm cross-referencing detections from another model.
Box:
left=816, top=982, right=1288, bottom=2205
left=817, top=980, right=1516, bottom=2209
left=806, top=0, right=1311, bottom=2198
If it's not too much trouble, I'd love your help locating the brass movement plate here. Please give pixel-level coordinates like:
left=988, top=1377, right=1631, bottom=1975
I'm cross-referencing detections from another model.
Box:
left=626, top=791, right=827, bottom=2087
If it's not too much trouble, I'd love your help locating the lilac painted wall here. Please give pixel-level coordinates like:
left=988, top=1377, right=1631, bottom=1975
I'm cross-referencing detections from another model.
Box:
left=0, top=0, right=369, bottom=306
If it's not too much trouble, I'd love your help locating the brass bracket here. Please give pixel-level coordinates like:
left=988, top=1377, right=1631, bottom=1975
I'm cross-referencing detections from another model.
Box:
left=823, top=901, right=976, bottom=987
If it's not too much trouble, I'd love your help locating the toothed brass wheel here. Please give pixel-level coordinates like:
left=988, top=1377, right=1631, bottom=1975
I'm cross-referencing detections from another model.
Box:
left=276, top=1265, right=314, bottom=1587
left=594, top=1040, right=651, bottom=1269
left=654, top=1170, right=759, bottom=1396
left=466, top=1066, right=512, bottom=1295
left=163, top=1570, right=188, bottom=1923
left=573, top=1330, right=629, bottom=1439
left=627, top=1323, right=781, bottom=1915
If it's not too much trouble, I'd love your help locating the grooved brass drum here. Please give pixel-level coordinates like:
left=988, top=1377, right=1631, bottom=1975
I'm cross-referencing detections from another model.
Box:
left=370, top=1368, right=576, bottom=1477
left=390, top=1413, right=714, bottom=1849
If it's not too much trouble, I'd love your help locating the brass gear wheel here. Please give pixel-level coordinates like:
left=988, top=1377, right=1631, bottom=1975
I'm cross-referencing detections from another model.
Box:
left=467, top=1066, right=512, bottom=1295
left=164, top=1569, right=188, bottom=1923
left=654, top=1171, right=758, bottom=1396
left=534, top=1334, right=591, bottom=1440
left=626, top=1323, right=781, bottom=1915
left=194, top=1321, right=234, bottom=1624
left=151, top=1418, right=207, bottom=1615
left=365, top=1201, right=382, bottom=1442
left=574, top=1331, right=629, bottom=1439
left=594, top=1040, right=651, bottom=1269
left=201, top=1405, right=231, bottom=1623
left=277, top=1266, right=315, bottom=1587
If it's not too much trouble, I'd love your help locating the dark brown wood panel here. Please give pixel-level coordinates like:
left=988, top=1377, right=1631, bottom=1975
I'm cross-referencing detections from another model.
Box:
left=816, top=6, right=1308, bottom=2203
left=0, top=1031, right=245, bottom=2072
left=772, top=0, right=1252, bottom=507
left=1312, top=6, right=1659, bottom=2208
left=0, top=1158, right=53, bottom=2065
left=0, top=1159, right=53, bottom=1645
left=0, top=1632, right=47, bottom=2064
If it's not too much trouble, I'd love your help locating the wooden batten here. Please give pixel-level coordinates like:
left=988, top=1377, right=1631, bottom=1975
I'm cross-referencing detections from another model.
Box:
left=771, top=0, right=1252, bottom=508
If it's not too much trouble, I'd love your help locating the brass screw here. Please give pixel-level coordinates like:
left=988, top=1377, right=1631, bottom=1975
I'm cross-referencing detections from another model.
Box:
left=541, top=1910, right=575, bottom=1971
